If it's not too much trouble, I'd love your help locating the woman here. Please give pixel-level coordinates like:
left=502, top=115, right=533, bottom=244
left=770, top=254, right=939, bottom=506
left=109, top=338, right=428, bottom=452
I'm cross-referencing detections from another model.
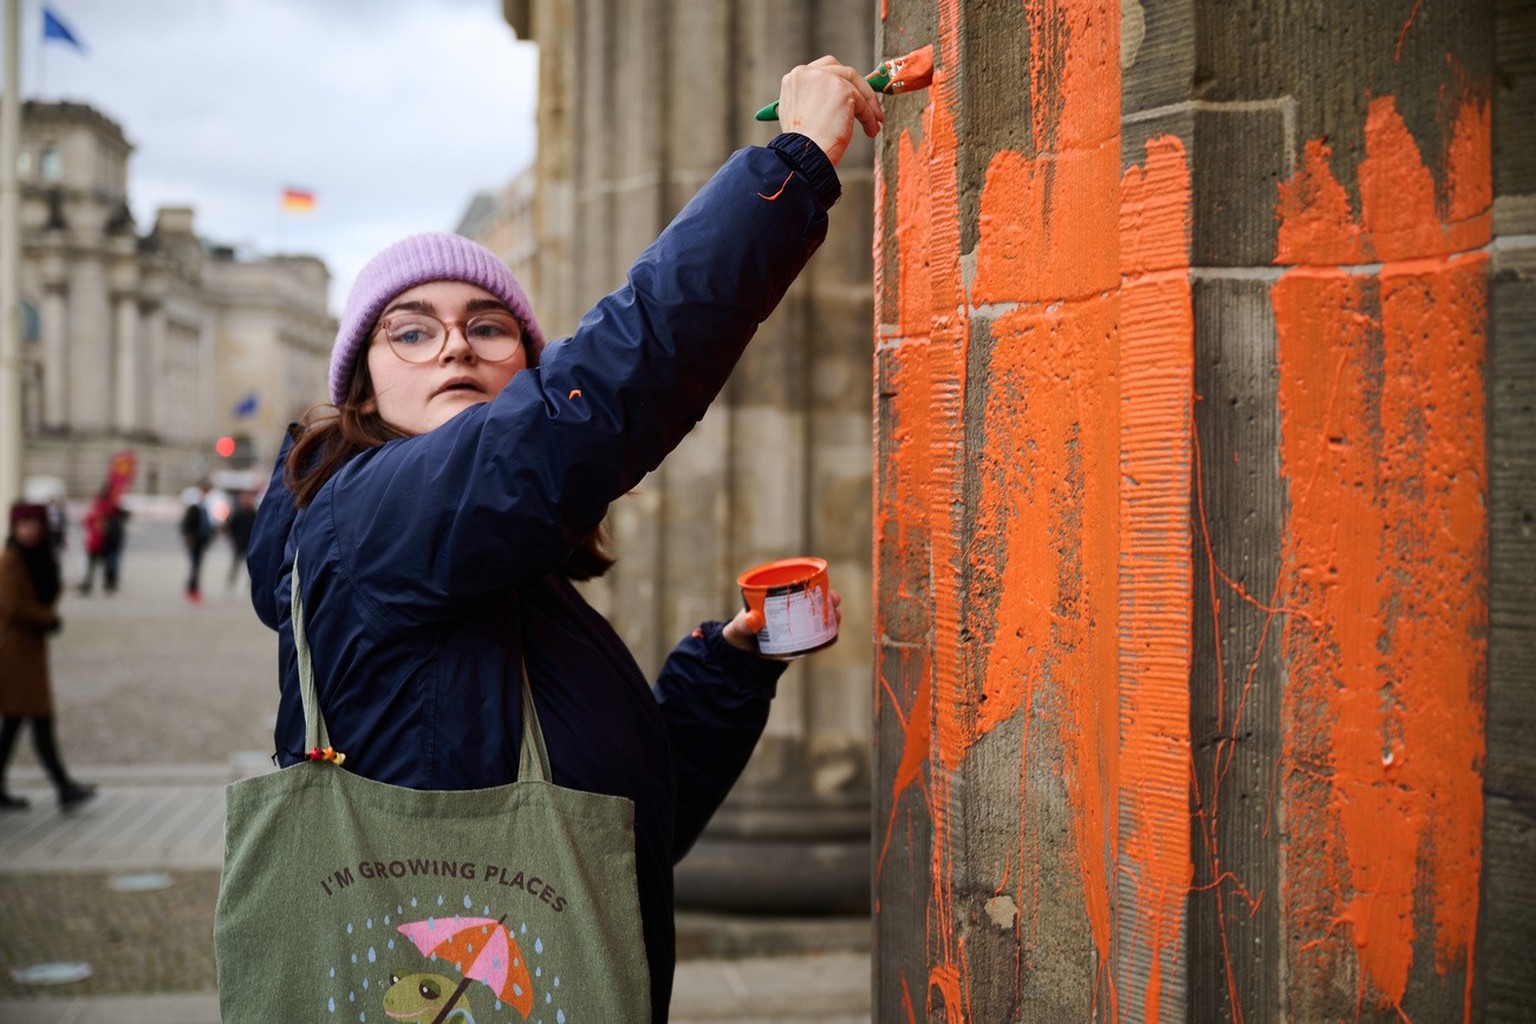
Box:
left=237, top=58, right=880, bottom=1021
left=77, top=485, right=127, bottom=595
left=0, top=502, right=94, bottom=811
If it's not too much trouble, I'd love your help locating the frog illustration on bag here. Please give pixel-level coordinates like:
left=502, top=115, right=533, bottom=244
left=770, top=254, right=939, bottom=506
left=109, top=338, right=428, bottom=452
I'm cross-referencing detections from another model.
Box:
left=384, top=971, right=477, bottom=1023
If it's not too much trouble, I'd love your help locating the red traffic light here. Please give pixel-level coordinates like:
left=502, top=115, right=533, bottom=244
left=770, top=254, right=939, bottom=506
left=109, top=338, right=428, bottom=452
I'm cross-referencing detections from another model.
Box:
left=215, top=436, right=237, bottom=458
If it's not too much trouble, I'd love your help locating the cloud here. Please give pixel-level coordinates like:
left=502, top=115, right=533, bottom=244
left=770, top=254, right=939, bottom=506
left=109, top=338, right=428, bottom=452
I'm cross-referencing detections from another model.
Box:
left=37, top=0, right=538, bottom=310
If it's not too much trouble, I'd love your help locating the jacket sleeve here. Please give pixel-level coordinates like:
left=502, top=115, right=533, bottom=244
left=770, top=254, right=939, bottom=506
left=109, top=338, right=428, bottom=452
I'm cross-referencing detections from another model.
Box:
left=0, top=556, right=59, bottom=632
left=326, top=138, right=839, bottom=623
left=653, top=622, right=789, bottom=861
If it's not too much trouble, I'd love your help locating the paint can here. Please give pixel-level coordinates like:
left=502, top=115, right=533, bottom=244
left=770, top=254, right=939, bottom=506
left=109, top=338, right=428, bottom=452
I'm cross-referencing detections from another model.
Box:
left=736, top=557, right=838, bottom=659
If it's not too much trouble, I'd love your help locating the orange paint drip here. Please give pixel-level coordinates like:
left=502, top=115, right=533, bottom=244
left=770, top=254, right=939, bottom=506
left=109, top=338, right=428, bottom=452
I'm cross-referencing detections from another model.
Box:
left=1117, top=134, right=1195, bottom=1023
left=1274, top=90, right=1488, bottom=1018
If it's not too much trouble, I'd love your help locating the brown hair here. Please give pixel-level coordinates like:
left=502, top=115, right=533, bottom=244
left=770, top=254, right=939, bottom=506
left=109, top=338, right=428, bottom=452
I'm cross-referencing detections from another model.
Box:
left=284, top=358, right=614, bottom=580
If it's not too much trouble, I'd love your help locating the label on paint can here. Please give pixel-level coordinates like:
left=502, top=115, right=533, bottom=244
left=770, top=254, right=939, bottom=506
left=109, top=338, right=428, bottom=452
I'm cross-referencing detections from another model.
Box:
left=756, top=583, right=836, bottom=657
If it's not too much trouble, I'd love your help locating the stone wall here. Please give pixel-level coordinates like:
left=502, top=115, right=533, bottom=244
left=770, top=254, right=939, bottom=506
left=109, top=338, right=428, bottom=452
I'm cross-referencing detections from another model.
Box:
left=873, top=1, right=1529, bottom=1019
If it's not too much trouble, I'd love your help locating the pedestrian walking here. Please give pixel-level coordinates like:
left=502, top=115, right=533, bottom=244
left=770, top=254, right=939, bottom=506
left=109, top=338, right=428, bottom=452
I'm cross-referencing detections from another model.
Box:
left=179, top=481, right=214, bottom=603
left=217, top=56, right=878, bottom=1023
left=0, top=502, right=95, bottom=812
left=45, top=496, right=67, bottom=557
left=224, top=490, right=258, bottom=590
left=77, top=486, right=129, bottom=595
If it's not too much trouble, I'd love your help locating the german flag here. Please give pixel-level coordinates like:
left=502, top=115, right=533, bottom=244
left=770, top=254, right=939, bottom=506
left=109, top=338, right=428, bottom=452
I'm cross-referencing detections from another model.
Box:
left=280, top=186, right=316, bottom=214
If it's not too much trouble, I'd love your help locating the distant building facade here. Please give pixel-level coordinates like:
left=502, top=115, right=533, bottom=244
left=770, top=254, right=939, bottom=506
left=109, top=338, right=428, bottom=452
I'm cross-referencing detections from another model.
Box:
left=16, top=101, right=333, bottom=498
left=455, top=166, right=538, bottom=313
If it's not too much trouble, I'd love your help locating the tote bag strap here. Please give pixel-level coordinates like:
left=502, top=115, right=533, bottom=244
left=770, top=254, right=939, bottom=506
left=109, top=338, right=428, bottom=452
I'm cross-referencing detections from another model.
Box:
left=289, top=556, right=331, bottom=754
left=288, top=555, right=552, bottom=782
left=517, top=659, right=552, bottom=783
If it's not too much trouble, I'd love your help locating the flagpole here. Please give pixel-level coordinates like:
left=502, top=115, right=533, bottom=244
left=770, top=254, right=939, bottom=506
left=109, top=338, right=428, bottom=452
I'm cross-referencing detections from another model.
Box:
left=0, top=0, right=24, bottom=513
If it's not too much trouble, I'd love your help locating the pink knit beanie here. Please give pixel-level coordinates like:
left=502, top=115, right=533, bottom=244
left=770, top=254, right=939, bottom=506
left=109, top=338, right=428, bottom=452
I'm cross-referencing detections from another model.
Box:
left=328, top=232, right=545, bottom=405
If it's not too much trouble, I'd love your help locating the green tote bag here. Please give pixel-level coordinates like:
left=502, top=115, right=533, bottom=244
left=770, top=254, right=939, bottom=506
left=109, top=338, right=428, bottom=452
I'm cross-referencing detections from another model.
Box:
left=214, top=562, right=652, bottom=1022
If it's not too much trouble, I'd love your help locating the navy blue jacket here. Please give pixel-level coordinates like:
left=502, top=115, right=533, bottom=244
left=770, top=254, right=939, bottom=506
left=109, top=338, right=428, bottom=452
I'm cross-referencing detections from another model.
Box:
left=247, top=135, right=839, bottom=1022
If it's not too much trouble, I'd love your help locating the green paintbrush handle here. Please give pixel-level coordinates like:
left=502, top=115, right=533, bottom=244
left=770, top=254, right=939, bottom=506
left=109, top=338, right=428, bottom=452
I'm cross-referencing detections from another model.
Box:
left=754, top=63, right=897, bottom=122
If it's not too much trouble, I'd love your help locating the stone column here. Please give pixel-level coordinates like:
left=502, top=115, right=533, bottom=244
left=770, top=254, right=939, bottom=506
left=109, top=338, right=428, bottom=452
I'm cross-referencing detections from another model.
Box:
left=516, top=0, right=877, bottom=913
left=109, top=250, right=142, bottom=436
left=873, top=0, right=1509, bottom=1020
left=37, top=242, right=68, bottom=431
left=65, top=252, right=111, bottom=432
left=1481, top=1, right=1536, bottom=1017
left=527, top=0, right=575, bottom=333
left=140, top=294, right=166, bottom=443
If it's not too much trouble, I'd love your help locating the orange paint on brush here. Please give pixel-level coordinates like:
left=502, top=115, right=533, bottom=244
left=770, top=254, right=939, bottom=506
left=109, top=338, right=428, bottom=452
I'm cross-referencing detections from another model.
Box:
left=1117, top=134, right=1195, bottom=1024
left=882, top=45, right=935, bottom=94
left=1274, top=91, right=1488, bottom=1018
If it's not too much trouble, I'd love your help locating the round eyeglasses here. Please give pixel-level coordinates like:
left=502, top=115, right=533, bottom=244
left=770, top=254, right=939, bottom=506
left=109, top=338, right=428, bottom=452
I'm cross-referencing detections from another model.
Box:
left=374, top=309, right=524, bottom=364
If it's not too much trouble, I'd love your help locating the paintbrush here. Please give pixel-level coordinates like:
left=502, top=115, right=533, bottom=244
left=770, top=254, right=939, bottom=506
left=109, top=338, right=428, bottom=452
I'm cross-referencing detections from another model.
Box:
left=754, top=44, right=935, bottom=122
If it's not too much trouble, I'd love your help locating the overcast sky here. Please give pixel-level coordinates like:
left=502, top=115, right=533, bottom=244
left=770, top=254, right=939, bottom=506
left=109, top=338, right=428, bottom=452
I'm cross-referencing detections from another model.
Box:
left=27, top=0, right=539, bottom=312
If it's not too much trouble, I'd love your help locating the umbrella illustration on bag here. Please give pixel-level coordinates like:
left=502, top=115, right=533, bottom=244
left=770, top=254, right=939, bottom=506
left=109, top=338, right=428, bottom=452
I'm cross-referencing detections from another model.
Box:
left=396, top=913, right=534, bottom=1021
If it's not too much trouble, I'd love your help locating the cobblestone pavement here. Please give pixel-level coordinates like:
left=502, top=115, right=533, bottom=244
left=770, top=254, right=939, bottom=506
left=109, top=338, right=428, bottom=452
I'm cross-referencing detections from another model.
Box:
left=0, top=509, right=870, bottom=1020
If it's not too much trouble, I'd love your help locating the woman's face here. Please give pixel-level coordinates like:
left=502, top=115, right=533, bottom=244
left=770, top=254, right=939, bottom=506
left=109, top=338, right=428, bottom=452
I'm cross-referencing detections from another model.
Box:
left=11, top=518, right=44, bottom=546
left=364, top=280, right=528, bottom=436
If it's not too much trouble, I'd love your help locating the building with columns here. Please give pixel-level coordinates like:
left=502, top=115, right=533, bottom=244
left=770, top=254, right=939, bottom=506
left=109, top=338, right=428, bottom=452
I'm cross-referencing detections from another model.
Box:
left=16, top=101, right=333, bottom=499
left=455, top=165, right=538, bottom=312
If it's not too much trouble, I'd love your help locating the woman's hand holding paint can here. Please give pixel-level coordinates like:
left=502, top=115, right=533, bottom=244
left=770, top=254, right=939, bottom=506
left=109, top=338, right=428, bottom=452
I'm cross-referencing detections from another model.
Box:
left=726, top=557, right=841, bottom=658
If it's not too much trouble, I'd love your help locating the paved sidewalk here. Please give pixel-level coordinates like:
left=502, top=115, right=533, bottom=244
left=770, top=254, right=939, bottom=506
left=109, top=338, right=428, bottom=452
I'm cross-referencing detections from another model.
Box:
left=0, top=513, right=870, bottom=1022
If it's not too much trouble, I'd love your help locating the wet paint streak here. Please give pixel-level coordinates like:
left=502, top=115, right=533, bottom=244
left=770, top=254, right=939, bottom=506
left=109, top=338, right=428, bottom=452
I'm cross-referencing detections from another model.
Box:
left=877, top=0, right=1132, bottom=1018
left=1274, top=92, right=1488, bottom=1018
left=969, top=0, right=1124, bottom=1016
left=1116, top=134, right=1195, bottom=1024
left=1394, top=0, right=1423, bottom=63
left=876, top=4, right=974, bottom=1017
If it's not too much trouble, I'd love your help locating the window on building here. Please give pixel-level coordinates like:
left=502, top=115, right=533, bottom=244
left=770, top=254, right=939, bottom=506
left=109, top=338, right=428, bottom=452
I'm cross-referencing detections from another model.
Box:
left=40, top=147, right=61, bottom=183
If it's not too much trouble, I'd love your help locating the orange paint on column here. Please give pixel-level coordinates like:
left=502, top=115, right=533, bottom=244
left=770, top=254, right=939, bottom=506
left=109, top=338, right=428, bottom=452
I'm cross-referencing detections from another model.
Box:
left=1362, top=95, right=1487, bottom=980
left=1117, top=135, right=1195, bottom=1024
left=877, top=0, right=1177, bottom=1018
left=1273, top=92, right=1488, bottom=1018
left=876, top=5, right=976, bottom=1017
left=968, top=0, right=1124, bottom=1012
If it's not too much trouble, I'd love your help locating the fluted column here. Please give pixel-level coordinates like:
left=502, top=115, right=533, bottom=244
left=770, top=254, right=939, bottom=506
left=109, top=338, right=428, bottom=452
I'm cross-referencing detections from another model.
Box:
left=517, top=0, right=877, bottom=913
left=140, top=296, right=166, bottom=441
left=39, top=276, right=66, bottom=429
left=108, top=243, right=141, bottom=433
left=110, top=292, right=137, bottom=432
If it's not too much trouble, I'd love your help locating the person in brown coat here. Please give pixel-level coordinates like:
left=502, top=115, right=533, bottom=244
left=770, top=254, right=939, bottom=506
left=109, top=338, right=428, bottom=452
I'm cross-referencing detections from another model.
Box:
left=0, top=502, right=94, bottom=811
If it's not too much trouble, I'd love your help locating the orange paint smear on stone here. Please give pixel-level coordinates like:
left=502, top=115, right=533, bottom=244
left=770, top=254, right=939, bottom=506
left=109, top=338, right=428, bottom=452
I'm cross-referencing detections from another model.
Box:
left=878, top=5, right=975, bottom=1016
left=1117, top=134, right=1195, bottom=1024
left=969, top=1, right=1123, bottom=1011
left=1274, top=93, right=1487, bottom=1017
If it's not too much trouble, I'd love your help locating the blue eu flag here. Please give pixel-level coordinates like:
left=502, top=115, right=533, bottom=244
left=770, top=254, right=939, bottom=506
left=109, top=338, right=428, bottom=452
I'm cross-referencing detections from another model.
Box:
left=42, top=7, right=86, bottom=53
